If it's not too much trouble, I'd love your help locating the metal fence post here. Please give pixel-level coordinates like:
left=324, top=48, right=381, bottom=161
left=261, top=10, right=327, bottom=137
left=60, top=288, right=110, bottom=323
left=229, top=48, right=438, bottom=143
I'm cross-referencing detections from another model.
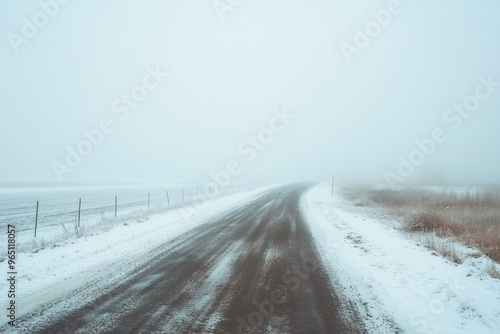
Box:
left=78, top=198, right=81, bottom=227
left=34, top=201, right=39, bottom=238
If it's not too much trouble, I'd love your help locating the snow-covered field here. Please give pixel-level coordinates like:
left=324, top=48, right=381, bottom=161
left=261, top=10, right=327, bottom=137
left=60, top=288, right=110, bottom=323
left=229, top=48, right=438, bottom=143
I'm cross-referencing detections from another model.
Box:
left=303, top=184, right=500, bottom=333
left=0, top=185, right=276, bottom=329
left=0, top=184, right=236, bottom=247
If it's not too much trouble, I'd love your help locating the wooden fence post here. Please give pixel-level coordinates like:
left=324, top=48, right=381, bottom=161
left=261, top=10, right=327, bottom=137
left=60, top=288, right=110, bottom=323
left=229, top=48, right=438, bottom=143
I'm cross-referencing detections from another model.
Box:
left=34, top=201, right=39, bottom=238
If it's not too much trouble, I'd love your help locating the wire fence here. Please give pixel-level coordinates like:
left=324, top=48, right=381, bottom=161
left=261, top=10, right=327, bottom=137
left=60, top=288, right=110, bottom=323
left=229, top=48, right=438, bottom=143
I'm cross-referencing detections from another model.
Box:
left=0, top=185, right=247, bottom=238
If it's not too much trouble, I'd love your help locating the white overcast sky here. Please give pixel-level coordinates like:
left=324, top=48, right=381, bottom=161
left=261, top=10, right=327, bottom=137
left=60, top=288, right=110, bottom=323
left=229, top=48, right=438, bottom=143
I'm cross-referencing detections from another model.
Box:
left=1, top=0, right=499, bottom=186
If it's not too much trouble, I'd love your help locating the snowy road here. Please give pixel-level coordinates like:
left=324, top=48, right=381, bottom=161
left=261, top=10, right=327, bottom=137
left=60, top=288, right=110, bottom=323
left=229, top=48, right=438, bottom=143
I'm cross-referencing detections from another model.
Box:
left=26, top=185, right=361, bottom=333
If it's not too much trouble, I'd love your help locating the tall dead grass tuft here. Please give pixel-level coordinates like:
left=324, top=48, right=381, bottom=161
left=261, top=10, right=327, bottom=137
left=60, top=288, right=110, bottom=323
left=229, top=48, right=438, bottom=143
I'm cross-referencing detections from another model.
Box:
left=342, top=187, right=500, bottom=264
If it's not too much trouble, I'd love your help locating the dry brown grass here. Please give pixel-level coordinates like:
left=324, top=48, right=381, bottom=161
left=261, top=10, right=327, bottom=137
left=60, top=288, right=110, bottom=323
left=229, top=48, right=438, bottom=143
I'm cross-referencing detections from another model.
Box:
left=343, top=187, right=500, bottom=263
left=415, top=232, right=464, bottom=264
left=486, top=261, right=500, bottom=279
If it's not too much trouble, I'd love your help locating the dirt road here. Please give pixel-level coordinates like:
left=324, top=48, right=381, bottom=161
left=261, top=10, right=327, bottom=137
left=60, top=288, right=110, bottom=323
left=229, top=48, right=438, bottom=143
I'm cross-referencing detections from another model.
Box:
left=30, top=184, right=362, bottom=333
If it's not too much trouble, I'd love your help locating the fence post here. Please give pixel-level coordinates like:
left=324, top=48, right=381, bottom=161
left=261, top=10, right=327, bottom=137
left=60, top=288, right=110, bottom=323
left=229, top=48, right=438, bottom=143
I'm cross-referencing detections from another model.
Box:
left=78, top=198, right=81, bottom=227
left=34, top=201, right=39, bottom=238
left=115, top=195, right=117, bottom=217
left=148, top=193, right=150, bottom=209
left=167, top=191, right=170, bottom=206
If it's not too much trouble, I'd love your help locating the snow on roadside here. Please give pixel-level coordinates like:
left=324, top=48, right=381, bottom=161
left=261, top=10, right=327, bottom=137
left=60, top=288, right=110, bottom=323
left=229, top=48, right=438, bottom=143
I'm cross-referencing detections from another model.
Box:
left=0, top=185, right=278, bottom=329
left=303, top=184, right=500, bottom=334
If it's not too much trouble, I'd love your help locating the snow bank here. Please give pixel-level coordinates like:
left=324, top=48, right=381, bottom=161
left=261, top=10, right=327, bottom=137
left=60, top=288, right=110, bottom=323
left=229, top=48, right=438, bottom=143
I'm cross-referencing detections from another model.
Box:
left=0, top=185, right=278, bottom=329
left=303, top=184, right=500, bottom=333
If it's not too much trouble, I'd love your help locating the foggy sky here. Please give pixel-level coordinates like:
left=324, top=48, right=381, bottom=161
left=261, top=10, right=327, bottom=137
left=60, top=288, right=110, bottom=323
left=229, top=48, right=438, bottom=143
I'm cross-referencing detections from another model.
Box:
left=1, top=0, right=499, bottom=187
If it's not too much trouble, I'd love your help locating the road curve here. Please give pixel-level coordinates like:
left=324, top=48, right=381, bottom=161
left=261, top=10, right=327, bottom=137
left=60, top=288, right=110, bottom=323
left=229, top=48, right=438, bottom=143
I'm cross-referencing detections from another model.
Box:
left=31, top=184, right=362, bottom=333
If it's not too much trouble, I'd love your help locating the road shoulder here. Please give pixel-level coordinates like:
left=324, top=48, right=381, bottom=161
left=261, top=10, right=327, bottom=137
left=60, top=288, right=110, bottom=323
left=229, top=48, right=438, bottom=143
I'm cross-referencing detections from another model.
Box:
left=303, top=184, right=500, bottom=333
